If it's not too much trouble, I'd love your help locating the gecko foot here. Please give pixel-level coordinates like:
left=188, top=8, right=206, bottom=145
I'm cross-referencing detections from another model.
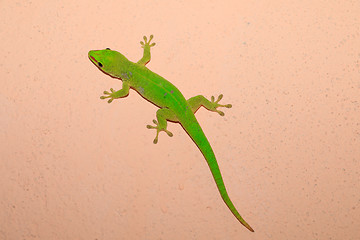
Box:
left=210, top=94, right=232, bottom=116
left=100, top=88, right=117, bottom=103
left=146, top=119, right=173, bottom=144
left=140, top=35, right=156, bottom=49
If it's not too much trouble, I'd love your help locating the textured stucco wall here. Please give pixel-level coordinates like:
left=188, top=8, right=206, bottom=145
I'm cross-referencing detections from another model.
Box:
left=1, top=0, right=359, bottom=239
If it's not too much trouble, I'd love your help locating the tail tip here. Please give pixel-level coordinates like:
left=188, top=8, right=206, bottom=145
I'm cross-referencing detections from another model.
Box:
left=243, top=223, right=255, bottom=232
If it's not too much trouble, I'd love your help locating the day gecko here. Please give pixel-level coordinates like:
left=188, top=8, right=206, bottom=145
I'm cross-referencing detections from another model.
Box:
left=88, top=35, right=254, bottom=232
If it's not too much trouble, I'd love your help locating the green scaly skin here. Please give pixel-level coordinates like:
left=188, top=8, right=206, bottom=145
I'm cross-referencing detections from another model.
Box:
left=88, top=35, right=254, bottom=232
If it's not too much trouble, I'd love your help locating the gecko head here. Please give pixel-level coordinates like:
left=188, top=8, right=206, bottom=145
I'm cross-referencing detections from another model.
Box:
left=88, top=48, right=128, bottom=77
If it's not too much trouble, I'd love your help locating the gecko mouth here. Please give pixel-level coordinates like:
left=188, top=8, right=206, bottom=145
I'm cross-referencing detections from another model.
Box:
left=90, top=55, right=98, bottom=63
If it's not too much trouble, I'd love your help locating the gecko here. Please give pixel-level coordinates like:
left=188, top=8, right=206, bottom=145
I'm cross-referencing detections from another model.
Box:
left=88, top=35, right=254, bottom=232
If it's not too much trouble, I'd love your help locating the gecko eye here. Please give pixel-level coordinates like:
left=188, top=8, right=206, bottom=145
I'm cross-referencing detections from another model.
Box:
left=98, top=62, right=103, bottom=67
left=106, top=48, right=110, bottom=50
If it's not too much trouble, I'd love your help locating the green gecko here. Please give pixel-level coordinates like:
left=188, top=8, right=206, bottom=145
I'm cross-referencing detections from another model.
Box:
left=88, top=35, right=254, bottom=232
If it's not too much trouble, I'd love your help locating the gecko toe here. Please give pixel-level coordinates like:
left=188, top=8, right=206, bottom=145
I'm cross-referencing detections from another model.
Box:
left=165, top=130, right=173, bottom=137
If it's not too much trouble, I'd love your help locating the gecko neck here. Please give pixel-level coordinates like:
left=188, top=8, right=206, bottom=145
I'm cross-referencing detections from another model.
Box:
left=111, top=55, right=132, bottom=79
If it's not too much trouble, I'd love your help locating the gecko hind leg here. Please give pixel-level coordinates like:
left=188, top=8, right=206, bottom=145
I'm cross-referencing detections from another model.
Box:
left=146, top=108, right=175, bottom=144
left=187, top=94, right=232, bottom=116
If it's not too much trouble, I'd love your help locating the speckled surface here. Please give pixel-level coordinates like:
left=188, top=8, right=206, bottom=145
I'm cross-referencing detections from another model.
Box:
left=1, top=1, right=359, bottom=239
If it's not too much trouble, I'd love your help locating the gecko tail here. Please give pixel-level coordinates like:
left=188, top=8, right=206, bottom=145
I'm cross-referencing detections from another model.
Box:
left=218, top=182, right=255, bottom=232
left=205, top=154, right=255, bottom=232
left=244, top=222, right=255, bottom=232
left=180, top=117, right=254, bottom=232
left=226, top=195, right=255, bottom=232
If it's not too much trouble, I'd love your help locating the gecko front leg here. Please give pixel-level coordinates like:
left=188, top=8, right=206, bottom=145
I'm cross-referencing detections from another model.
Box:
left=100, top=82, right=130, bottom=103
left=137, top=35, right=156, bottom=66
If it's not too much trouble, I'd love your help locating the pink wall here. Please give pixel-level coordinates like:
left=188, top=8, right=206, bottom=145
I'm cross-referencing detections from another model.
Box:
left=1, top=0, right=359, bottom=239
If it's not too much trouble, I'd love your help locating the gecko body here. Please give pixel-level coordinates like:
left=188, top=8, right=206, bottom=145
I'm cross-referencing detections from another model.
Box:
left=88, top=35, right=254, bottom=232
